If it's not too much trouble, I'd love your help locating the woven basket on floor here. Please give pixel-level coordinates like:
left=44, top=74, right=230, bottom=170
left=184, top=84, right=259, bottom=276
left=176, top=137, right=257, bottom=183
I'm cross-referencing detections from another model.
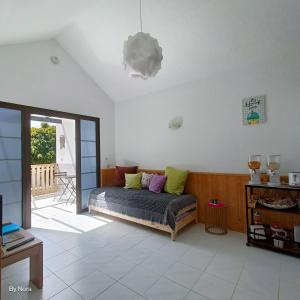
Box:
left=205, top=201, right=227, bottom=235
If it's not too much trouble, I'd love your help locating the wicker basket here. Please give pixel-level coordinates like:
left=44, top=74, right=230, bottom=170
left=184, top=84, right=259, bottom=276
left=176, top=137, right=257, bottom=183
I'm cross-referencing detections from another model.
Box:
left=205, top=201, right=227, bottom=235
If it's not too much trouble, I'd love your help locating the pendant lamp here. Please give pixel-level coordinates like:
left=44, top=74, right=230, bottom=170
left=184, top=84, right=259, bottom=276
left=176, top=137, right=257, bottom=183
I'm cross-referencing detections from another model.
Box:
left=123, top=0, right=163, bottom=79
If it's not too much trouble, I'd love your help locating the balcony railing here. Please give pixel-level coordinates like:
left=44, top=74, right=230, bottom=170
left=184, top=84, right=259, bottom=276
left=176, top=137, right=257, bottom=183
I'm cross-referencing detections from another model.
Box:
left=31, top=163, right=58, bottom=196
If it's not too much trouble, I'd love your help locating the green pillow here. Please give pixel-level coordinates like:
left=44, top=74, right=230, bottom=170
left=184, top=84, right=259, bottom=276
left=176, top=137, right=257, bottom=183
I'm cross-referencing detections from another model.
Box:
left=164, top=166, right=188, bottom=195
left=124, top=172, right=142, bottom=189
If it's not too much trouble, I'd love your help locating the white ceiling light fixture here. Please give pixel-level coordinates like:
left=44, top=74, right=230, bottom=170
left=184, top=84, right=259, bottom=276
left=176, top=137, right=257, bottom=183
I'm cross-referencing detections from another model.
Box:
left=123, top=0, right=163, bottom=79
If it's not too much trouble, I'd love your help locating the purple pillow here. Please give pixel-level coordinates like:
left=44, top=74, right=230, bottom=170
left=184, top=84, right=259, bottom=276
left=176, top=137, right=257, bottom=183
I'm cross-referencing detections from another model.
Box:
left=149, top=174, right=167, bottom=193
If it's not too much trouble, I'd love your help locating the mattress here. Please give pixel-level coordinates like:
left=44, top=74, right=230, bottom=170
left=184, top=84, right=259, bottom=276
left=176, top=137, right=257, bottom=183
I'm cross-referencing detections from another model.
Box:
left=89, top=187, right=196, bottom=230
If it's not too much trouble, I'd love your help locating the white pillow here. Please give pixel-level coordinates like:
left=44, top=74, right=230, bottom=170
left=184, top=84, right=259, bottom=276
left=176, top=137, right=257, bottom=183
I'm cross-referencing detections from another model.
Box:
left=141, top=172, right=154, bottom=189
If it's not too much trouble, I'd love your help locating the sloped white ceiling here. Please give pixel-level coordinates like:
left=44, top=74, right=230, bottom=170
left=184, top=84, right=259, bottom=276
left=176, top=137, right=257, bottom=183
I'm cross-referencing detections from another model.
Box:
left=0, top=0, right=96, bottom=45
left=1, top=0, right=300, bottom=102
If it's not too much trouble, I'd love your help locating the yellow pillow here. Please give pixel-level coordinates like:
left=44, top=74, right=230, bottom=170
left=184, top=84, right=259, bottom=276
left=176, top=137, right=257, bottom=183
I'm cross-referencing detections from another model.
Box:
left=164, top=166, right=188, bottom=195
left=124, top=172, right=142, bottom=189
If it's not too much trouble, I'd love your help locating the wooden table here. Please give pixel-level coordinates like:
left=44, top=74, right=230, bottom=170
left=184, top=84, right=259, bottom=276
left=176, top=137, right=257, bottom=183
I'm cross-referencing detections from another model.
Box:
left=55, top=173, right=77, bottom=204
left=0, top=230, right=43, bottom=296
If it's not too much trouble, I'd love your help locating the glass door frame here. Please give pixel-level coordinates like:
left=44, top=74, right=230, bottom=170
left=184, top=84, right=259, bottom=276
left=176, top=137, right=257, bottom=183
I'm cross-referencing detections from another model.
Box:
left=0, top=101, right=101, bottom=228
left=76, top=117, right=100, bottom=214
left=0, top=104, right=25, bottom=225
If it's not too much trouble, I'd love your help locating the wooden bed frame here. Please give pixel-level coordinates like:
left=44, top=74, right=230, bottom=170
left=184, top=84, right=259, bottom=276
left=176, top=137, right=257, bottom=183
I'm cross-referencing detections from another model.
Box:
left=89, top=203, right=198, bottom=241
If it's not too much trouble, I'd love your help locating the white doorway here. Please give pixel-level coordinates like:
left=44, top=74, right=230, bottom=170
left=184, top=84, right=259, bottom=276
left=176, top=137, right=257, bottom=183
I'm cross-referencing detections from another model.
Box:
left=30, top=114, right=77, bottom=231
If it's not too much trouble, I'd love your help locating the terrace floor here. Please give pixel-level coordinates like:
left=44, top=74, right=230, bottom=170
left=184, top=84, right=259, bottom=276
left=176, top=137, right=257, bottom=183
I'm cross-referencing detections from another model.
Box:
left=31, top=193, right=78, bottom=233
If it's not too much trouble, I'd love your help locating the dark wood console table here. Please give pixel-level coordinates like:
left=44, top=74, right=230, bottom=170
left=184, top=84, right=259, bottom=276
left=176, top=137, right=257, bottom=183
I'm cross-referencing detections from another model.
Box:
left=245, top=183, right=300, bottom=257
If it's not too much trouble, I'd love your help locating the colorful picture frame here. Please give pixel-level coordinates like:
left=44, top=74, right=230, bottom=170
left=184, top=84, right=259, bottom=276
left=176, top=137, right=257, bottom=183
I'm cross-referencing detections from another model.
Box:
left=242, top=95, right=266, bottom=125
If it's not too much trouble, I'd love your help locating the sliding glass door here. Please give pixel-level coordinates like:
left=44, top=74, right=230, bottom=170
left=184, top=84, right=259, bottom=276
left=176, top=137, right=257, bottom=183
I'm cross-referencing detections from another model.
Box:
left=0, top=101, right=101, bottom=224
left=79, top=119, right=100, bottom=211
left=0, top=107, right=23, bottom=224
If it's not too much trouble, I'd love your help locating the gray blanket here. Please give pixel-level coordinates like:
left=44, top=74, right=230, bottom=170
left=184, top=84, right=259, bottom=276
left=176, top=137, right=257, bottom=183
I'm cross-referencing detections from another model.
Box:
left=89, top=187, right=196, bottom=230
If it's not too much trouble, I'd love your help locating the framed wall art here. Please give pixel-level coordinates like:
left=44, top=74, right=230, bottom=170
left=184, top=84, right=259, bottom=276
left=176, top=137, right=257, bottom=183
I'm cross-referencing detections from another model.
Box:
left=242, top=95, right=266, bottom=125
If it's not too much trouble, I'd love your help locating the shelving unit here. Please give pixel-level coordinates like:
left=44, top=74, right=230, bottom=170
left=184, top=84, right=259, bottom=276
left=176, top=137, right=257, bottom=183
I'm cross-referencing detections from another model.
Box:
left=245, top=183, right=300, bottom=257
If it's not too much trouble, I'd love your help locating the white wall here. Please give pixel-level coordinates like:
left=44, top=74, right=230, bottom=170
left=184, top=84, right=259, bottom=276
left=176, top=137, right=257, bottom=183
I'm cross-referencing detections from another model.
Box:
left=0, top=39, right=115, bottom=167
left=56, top=118, right=76, bottom=174
left=115, top=56, right=300, bottom=174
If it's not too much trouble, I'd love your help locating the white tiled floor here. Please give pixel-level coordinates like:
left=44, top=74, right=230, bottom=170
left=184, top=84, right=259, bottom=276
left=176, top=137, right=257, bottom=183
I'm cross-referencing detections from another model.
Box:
left=2, top=209, right=300, bottom=300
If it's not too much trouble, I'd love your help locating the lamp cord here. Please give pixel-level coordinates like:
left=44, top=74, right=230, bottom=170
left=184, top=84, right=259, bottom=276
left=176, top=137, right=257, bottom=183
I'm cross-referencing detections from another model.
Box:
left=139, top=0, right=143, bottom=32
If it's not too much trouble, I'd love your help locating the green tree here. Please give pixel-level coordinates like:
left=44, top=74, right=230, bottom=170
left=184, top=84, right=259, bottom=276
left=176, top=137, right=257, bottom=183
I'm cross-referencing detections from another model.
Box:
left=31, top=123, right=56, bottom=164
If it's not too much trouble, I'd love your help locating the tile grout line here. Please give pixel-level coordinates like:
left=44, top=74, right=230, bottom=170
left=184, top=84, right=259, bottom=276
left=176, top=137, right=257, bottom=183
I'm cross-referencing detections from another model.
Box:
left=117, top=281, right=148, bottom=299
left=90, top=280, right=116, bottom=300
left=46, top=285, right=72, bottom=300
left=69, top=286, right=86, bottom=299
left=229, top=263, right=245, bottom=300
left=277, top=262, right=283, bottom=300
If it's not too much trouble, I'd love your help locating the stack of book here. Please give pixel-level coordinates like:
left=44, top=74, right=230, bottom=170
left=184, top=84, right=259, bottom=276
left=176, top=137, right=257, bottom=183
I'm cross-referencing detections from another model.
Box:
left=2, top=222, right=23, bottom=245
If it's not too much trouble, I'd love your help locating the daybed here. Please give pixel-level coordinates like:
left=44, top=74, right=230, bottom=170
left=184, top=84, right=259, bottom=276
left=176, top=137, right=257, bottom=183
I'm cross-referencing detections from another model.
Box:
left=88, top=186, right=198, bottom=240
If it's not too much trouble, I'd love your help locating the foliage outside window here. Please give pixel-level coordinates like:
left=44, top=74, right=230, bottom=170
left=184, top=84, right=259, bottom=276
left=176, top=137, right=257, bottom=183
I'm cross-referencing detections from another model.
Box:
left=31, top=123, right=56, bottom=164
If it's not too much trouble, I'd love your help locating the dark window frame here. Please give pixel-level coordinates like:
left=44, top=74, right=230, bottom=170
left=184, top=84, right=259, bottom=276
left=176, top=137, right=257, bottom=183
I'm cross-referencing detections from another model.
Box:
left=0, top=100, right=101, bottom=228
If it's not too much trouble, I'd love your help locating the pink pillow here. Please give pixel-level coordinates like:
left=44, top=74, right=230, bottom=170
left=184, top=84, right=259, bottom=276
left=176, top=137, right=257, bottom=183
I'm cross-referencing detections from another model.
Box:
left=149, top=174, right=167, bottom=193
